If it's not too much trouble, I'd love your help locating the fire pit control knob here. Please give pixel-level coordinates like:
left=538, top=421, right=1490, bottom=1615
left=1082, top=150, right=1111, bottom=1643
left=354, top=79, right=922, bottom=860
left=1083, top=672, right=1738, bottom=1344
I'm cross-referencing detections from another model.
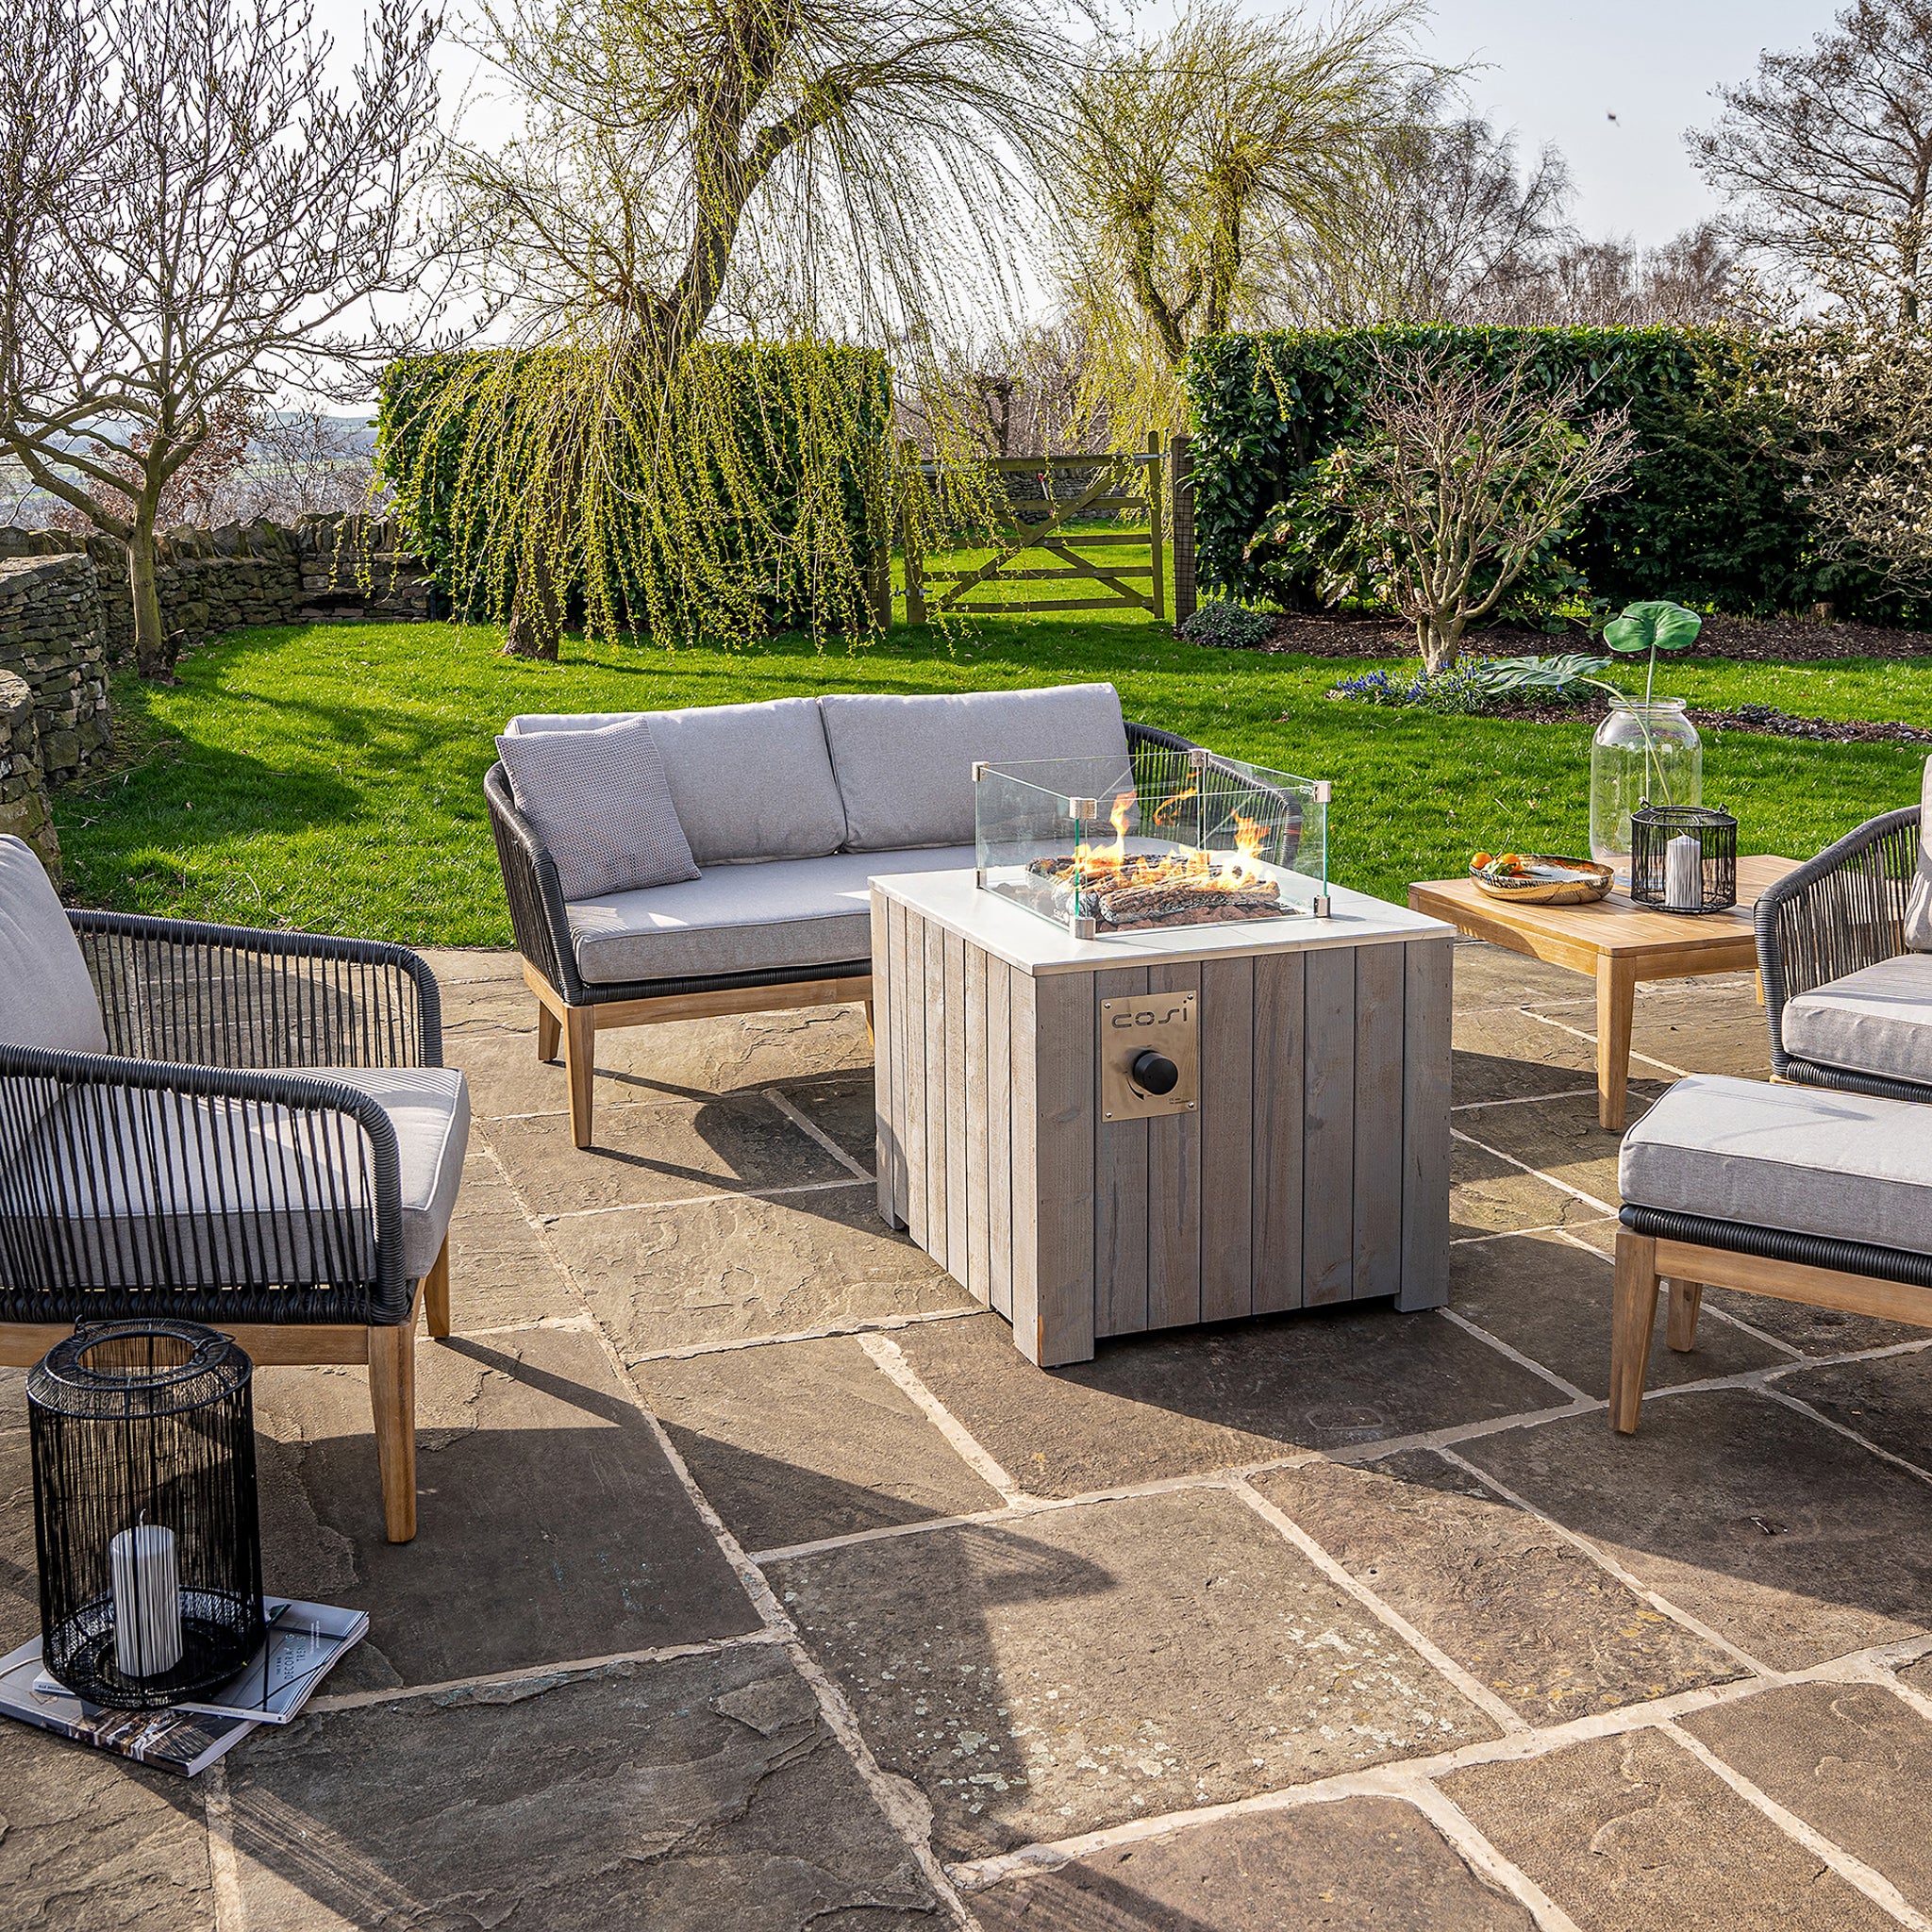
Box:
left=1131, top=1051, right=1179, bottom=1096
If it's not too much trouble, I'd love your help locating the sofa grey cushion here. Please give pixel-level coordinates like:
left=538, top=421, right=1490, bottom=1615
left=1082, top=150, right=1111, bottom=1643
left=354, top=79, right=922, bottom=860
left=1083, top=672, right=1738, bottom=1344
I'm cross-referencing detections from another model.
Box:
left=1782, top=952, right=1932, bottom=1085
left=508, top=697, right=846, bottom=866
left=820, top=684, right=1130, bottom=852
left=0, top=835, right=108, bottom=1055
left=13, top=1065, right=469, bottom=1291
left=1904, top=755, right=1932, bottom=949
left=567, top=846, right=977, bottom=986
left=1621, top=1073, right=1932, bottom=1255
left=496, top=718, right=698, bottom=902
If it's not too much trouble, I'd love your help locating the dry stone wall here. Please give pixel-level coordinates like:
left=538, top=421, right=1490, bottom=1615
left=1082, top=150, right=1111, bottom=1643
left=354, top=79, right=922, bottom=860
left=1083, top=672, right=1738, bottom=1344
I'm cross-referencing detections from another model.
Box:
left=0, top=670, right=60, bottom=879
left=0, top=556, right=110, bottom=787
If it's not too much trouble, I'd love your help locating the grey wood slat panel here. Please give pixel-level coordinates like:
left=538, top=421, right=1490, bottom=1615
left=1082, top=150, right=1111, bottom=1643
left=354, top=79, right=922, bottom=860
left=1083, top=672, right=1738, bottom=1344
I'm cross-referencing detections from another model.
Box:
left=964, top=941, right=991, bottom=1307
left=1012, top=970, right=1097, bottom=1367
left=899, top=903, right=927, bottom=1248
left=1093, top=965, right=1149, bottom=1339
left=923, top=915, right=948, bottom=1269
left=1302, top=945, right=1357, bottom=1306
left=1199, top=955, right=1255, bottom=1324
left=987, top=956, right=1015, bottom=1320
left=1146, top=962, right=1203, bottom=1331
left=1351, top=941, right=1407, bottom=1302
left=871, top=892, right=896, bottom=1226
left=943, top=931, right=969, bottom=1286
left=1251, top=950, right=1306, bottom=1313
left=1398, top=937, right=1455, bottom=1311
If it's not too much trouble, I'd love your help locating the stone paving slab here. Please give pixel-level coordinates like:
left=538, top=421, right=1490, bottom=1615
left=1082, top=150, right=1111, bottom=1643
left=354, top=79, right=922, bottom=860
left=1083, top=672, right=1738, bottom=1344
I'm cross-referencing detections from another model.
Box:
left=634, top=1333, right=1004, bottom=1554
left=1454, top=1091, right=1636, bottom=1215
left=1624, top=982, right=1774, bottom=1081
left=255, top=1327, right=758, bottom=1691
left=894, top=1309, right=1566, bottom=1500
left=1458, top=1389, right=1932, bottom=1671
left=223, top=1643, right=937, bottom=1931
left=441, top=1151, right=576, bottom=1332
left=0, top=1724, right=215, bottom=1931
left=482, top=1091, right=851, bottom=1212
left=0, top=1427, right=39, bottom=1650
left=1682, top=1680, right=1932, bottom=1915
left=1450, top=941, right=1596, bottom=1012
left=1449, top=1139, right=1612, bottom=1241
left=1713, top=1291, right=1929, bottom=1358
left=770, top=1071, right=876, bottom=1170
left=548, top=1183, right=974, bottom=1357
left=1440, top=1726, right=1898, bottom=1931
left=1252, top=1451, right=1744, bottom=1722
left=770, top=1486, right=1499, bottom=1863
left=1774, top=1349, right=1932, bottom=1473
left=1452, top=1007, right=1615, bottom=1107
left=968, top=1795, right=1537, bottom=1929
left=1446, top=1230, right=1788, bottom=1399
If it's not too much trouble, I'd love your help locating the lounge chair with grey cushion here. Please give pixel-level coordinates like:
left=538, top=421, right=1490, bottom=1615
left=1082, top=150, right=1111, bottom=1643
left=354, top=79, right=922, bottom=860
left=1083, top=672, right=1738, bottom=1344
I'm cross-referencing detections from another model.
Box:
left=486, top=682, right=1202, bottom=1146
left=1758, top=753, right=1932, bottom=1102
left=0, top=838, right=467, bottom=1541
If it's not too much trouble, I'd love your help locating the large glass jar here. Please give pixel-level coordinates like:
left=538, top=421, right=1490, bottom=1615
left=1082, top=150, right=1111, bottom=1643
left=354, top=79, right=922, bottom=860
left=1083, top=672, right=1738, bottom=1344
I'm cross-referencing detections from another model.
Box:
left=1590, top=699, right=1702, bottom=870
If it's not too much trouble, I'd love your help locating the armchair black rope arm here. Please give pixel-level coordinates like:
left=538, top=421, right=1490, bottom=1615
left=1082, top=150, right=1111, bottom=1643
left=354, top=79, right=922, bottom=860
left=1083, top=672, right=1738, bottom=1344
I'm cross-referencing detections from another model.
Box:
left=484, top=761, right=580, bottom=1005
left=1755, top=804, right=1925, bottom=1100
left=0, top=1041, right=408, bottom=1328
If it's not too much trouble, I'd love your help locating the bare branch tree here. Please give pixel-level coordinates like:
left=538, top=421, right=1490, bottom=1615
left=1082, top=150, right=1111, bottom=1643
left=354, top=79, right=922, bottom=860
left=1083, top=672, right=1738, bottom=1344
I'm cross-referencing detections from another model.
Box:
left=1688, top=0, right=1932, bottom=325
left=0, top=0, right=442, bottom=677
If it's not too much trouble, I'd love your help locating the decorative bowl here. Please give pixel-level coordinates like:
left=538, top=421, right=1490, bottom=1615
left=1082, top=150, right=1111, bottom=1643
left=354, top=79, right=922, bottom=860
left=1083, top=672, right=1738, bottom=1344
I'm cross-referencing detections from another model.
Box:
left=1468, top=854, right=1615, bottom=906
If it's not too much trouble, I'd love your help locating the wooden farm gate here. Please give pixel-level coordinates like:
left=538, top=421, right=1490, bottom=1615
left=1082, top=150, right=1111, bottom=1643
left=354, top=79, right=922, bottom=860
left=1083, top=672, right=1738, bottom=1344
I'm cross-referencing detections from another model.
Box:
left=901, top=434, right=1170, bottom=623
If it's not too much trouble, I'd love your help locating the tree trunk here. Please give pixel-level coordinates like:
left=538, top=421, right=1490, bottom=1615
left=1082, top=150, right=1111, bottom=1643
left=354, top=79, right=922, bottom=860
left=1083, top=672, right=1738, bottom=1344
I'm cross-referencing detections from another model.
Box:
left=503, top=544, right=563, bottom=661
left=1419, top=617, right=1458, bottom=674
left=127, top=518, right=175, bottom=681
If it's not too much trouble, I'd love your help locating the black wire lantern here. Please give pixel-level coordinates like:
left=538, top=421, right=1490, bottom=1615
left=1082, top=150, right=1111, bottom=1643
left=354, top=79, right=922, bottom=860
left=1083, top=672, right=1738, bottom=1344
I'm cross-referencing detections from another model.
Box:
left=1629, top=804, right=1739, bottom=916
left=28, top=1321, right=264, bottom=1710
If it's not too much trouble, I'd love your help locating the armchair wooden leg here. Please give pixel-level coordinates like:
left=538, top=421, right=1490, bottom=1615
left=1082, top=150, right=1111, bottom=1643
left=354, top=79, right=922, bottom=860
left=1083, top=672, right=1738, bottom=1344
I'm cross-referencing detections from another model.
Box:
left=563, top=1005, right=596, bottom=1149
left=423, top=1236, right=452, bottom=1344
left=538, top=1002, right=560, bottom=1063
left=369, top=1320, right=418, bottom=1543
left=1611, top=1229, right=1660, bottom=1435
left=1665, top=1278, right=1704, bottom=1353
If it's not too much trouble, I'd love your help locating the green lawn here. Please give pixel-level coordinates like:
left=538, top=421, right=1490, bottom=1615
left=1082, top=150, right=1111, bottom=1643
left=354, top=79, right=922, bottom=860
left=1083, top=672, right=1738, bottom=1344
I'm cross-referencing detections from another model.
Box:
left=54, top=596, right=1932, bottom=948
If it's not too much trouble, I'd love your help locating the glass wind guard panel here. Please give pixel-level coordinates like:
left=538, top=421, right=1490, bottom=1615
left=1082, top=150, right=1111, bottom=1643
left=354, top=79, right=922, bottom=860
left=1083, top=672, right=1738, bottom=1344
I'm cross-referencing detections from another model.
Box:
left=974, top=750, right=1330, bottom=938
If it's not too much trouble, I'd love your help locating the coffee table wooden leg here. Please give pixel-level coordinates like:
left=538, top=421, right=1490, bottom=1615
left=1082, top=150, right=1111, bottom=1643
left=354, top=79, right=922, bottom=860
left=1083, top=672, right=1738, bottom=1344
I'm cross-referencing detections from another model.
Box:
left=1596, top=957, right=1637, bottom=1131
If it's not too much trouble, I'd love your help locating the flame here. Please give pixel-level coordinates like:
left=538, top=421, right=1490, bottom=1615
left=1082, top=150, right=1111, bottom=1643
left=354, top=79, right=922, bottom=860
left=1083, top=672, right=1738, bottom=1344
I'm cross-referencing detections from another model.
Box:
left=1151, top=785, right=1198, bottom=828
left=1066, top=790, right=1276, bottom=898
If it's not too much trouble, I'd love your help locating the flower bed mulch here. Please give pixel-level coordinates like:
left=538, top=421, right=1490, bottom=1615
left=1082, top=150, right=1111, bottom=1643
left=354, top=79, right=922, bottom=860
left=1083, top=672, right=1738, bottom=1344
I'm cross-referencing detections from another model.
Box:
left=1250, top=609, right=1932, bottom=663
left=1394, top=696, right=1932, bottom=744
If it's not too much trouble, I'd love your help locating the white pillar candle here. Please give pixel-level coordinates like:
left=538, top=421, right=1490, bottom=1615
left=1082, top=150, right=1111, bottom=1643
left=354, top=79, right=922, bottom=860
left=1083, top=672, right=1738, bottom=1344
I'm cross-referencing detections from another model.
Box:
left=109, top=1523, right=183, bottom=1678
left=1665, top=833, right=1703, bottom=911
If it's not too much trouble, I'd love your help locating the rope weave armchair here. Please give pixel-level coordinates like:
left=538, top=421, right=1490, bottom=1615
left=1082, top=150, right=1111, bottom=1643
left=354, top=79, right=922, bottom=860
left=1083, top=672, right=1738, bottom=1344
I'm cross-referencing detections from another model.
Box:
left=0, top=845, right=467, bottom=1541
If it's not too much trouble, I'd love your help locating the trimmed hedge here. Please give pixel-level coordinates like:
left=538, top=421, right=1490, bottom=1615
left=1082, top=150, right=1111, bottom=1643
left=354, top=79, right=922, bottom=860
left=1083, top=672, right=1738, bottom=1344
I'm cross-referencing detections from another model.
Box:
left=376, top=343, right=892, bottom=639
left=1183, top=325, right=1913, bottom=625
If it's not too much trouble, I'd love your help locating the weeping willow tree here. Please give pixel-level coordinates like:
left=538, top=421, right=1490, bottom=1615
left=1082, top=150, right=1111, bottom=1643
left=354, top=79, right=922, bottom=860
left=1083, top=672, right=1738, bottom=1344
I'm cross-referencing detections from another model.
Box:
left=1048, top=0, right=1425, bottom=445
left=379, top=0, right=1074, bottom=653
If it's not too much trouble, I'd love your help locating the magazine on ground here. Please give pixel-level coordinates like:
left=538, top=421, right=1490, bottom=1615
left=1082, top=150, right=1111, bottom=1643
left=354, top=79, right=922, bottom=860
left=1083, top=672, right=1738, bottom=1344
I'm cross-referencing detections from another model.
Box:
left=32, top=1597, right=369, bottom=1724
left=2, top=1595, right=369, bottom=1776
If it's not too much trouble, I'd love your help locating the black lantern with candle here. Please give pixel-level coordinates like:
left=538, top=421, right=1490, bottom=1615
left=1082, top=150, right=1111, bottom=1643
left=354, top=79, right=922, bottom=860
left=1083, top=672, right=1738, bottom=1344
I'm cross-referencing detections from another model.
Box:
left=27, top=1321, right=263, bottom=1710
left=1629, top=803, right=1738, bottom=916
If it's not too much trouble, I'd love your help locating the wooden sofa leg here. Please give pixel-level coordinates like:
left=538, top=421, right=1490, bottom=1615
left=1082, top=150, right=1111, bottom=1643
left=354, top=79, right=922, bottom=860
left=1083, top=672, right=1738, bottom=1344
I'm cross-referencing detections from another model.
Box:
left=1610, top=1229, right=1660, bottom=1435
left=563, top=1006, right=596, bottom=1149
left=1665, top=1278, right=1704, bottom=1353
left=425, top=1236, right=450, bottom=1344
left=538, top=1002, right=560, bottom=1063
left=369, top=1321, right=418, bottom=1543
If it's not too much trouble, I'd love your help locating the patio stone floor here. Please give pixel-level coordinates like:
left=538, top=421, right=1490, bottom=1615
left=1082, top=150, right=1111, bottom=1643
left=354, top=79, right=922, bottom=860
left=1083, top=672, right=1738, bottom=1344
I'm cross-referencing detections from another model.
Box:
left=12, top=939, right=1932, bottom=1927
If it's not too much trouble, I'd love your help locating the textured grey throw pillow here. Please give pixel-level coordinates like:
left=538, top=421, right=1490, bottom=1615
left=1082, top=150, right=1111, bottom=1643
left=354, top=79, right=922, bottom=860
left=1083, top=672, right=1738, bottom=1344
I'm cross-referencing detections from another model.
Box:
left=495, top=717, right=700, bottom=903
left=1907, top=754, right=1932, bottom=951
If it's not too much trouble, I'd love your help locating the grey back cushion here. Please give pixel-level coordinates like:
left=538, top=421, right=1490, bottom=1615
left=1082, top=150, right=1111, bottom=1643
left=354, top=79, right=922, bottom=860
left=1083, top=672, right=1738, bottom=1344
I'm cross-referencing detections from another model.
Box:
left=821, top=684, right=1130, bottom=852
left=496, top=718, right=700, bottom=903
left=0, top=834, right=108, bottom=1054
left=508, top=697, right=847, bottom=866
left=1905, top=754, right=1932, bottom=950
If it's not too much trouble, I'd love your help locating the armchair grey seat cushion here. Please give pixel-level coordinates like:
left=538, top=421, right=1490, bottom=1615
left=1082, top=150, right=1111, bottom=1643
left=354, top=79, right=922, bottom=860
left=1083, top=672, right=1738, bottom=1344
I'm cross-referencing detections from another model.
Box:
left=568, top=846, right=978, bottom=986
left=11, top=1066, right=468, bottom=1292
left=1621, top=1074, right=1932, bottom=1255
left=1780, top=953, right=1932, bottom=1086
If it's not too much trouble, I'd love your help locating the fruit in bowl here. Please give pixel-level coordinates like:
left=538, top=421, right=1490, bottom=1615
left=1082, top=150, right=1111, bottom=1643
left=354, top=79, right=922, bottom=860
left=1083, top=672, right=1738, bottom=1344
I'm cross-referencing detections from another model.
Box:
left=1467, top=851, right=1614, bottom=905
left=1470, top=851, right=1535, bottom=879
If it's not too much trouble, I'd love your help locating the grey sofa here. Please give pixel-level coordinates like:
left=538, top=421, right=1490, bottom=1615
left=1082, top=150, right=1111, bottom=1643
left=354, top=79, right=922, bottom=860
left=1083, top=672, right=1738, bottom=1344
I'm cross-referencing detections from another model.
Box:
left=485, top=682, right=1201, bottom=1146
left=0, top=835, right=468, bottom=1542
left=1758, top=754, right=1932, bottom=1101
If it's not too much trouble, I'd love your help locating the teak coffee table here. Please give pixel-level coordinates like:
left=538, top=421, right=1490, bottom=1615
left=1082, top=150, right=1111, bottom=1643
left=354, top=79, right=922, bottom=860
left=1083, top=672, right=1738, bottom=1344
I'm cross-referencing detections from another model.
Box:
left=1408, top=855, right=1799, bottom=1131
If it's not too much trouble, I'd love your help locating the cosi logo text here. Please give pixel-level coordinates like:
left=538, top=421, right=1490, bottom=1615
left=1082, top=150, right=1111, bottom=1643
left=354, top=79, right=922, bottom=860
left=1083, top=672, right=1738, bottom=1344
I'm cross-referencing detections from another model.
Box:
left=1110, top=1007, right=1191, bottom=1028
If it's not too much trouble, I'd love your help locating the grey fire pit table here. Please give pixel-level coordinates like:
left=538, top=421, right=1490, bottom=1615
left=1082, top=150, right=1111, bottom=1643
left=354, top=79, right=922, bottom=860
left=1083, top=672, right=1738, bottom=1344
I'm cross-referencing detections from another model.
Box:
left=869, top=868, right=1457, bottom=1367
